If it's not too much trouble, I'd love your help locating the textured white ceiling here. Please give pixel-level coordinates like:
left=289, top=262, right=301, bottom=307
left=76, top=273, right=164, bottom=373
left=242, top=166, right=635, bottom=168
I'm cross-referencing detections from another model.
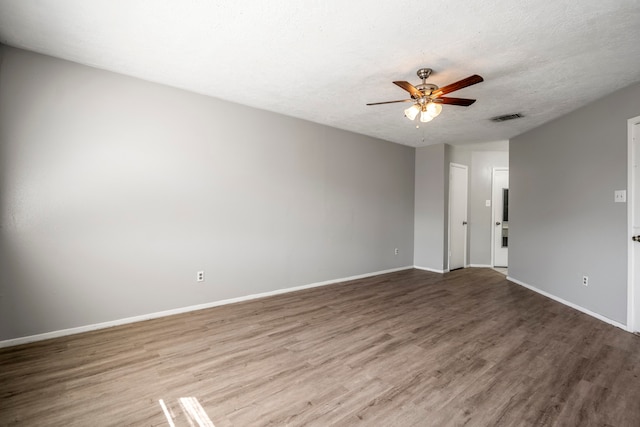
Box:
left=1, top=0, right=639, bottom=147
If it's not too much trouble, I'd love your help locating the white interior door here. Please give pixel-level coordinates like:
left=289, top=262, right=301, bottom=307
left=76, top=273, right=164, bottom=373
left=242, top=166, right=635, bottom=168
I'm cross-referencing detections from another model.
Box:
left=492, top=168, right=509, bottom=267
left=449, top=163, right=468, bottom=271
left=630, top=119, right=640, bottom=332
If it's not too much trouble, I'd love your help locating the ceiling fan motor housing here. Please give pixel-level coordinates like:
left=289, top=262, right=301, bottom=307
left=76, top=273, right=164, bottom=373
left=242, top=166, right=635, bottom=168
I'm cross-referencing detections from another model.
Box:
left=416, top=83, right=439, bottom=97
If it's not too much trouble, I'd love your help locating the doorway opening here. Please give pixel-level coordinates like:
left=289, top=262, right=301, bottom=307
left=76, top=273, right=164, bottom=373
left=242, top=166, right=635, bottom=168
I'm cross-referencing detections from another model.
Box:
left=492, top=168, right=509, bottom=268
left=627, top=115, right=640, bottom=333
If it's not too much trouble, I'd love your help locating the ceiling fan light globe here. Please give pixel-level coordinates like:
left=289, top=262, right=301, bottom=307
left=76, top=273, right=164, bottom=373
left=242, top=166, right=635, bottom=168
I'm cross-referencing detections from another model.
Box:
left=420, top=110, right=434, bottom=123
left=404, top=104, right=420, bottom=120
left=426, top=102, right=442, bottom=117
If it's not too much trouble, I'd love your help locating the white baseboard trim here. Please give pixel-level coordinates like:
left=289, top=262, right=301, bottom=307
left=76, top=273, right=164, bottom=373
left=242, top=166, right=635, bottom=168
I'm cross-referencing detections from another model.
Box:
left=507, top=276, right=629, bottom=331
left=414, top=265, right=448, bottom=274
left=0, top=265, right=414, bottom=348
left=469, top=264, right=492, bottom=268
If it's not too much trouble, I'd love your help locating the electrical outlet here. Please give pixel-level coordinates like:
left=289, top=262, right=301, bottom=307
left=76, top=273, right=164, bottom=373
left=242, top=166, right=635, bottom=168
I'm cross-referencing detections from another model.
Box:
left=394, top=248, right=399, bottom=255
left=582, top=275, right=588, bottom=286
left=197, top=271, right=205, bottom=282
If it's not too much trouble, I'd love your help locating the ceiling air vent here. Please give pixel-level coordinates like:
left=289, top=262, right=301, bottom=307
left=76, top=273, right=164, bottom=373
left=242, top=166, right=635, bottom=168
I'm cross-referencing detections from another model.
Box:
left=490, top=113, right=524, bottom=122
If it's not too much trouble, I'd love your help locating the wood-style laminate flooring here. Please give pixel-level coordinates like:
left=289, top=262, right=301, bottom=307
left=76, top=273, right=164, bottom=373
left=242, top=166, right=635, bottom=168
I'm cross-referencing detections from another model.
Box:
left=1, top=268, right=640, bottom=426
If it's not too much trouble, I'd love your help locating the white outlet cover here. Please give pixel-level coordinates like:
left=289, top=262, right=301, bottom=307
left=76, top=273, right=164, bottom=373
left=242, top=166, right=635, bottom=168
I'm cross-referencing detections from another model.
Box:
left=614, top=190, right=626, bottom=203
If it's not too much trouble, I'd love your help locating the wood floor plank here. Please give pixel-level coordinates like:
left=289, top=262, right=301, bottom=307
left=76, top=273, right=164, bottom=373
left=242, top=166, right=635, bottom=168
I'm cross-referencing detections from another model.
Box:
left=1, top=268, right=639, bottom=426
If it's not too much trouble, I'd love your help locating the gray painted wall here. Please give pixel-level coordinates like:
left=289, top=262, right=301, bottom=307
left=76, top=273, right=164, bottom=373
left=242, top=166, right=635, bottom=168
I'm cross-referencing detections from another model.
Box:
left=414, top=144, right=446, bottom=271
left=0, top=47, right=415, bottom=340
left=510, top=82, right=640, bottom=324
left=444, top=144, right=452, bottom=270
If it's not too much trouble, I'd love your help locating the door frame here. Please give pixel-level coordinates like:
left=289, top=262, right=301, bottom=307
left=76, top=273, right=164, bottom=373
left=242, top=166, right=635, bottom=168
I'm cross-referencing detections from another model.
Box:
left=448, top=162, right=468, bottom=271
left=491, top=167, right=509, bottom=268
left=627, top=115, right=640, bottom=332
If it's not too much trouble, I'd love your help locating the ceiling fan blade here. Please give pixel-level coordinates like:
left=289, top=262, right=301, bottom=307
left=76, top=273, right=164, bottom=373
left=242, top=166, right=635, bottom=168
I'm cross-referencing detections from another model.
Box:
left=431, top=75, right=484, bottom=97
left=435, top=97, right=477, bottom=106
left=366, top=99, right=414, bottom=106
left=393, top=81, right=423, bottom=99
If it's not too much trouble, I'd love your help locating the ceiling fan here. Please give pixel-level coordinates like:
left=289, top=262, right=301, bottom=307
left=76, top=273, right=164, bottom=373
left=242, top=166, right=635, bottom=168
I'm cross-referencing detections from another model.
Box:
left=367, top=68, right=484, bottom=123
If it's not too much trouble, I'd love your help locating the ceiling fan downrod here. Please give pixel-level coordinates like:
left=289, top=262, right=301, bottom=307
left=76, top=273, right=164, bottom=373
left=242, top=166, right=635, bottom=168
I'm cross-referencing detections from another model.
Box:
left=416, top=68, right=432, bottom=82
left=415, top=68, right=438, bottom=97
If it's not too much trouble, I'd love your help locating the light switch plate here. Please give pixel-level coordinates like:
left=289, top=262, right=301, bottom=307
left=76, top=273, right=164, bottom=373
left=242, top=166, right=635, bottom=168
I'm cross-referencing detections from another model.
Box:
left=615, top=190, right=626, bottom=203
left=485, top=200, right=491, bottom=207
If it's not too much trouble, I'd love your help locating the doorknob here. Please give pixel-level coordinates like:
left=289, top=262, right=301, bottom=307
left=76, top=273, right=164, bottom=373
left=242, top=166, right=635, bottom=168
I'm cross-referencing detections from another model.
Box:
left=496, top=222, right=501, bottom=226
left=633, top=235, right=640, bottom=242
left=462, top=221, right=468, bottom=225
